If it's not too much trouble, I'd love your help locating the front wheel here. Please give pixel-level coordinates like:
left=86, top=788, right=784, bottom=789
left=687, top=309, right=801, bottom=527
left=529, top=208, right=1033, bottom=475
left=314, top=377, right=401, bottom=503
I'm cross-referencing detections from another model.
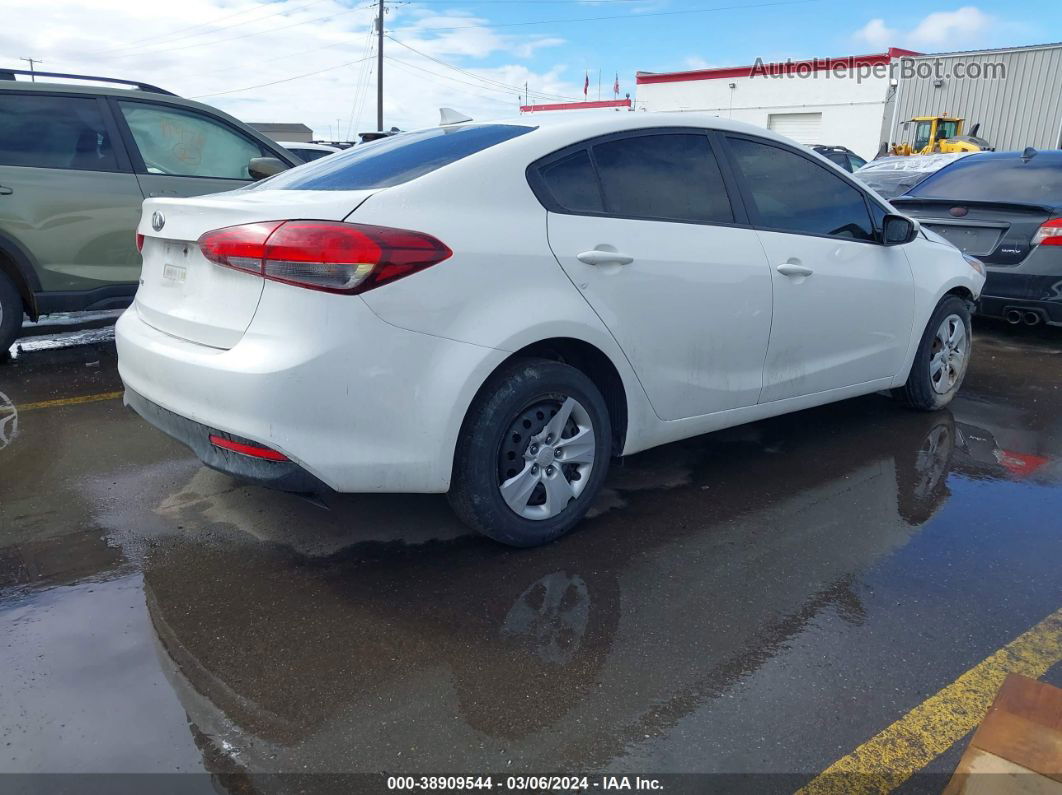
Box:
left=448, top=358, right=612, bottom=547
left=893, top=295, right=972, bottom=411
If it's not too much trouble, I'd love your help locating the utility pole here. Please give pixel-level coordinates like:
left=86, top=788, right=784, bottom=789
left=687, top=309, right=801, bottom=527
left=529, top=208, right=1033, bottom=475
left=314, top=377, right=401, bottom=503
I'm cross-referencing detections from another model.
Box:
left=376, top=0, right=384, bottom=132
left=19, top=57, right=42, bottom=81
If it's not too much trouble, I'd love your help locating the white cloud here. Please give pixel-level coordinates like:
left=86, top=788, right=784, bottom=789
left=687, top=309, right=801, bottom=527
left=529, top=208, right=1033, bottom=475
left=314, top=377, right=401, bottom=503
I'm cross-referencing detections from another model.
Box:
left=682, top=56, right=714, bottom=70
left=852, top=6, right=994, bottom=51
left=907, top=7, right=993, bottom=48
left=853, top=18, right=897, bottom=50
left=0, top=0, right=580, bottom=138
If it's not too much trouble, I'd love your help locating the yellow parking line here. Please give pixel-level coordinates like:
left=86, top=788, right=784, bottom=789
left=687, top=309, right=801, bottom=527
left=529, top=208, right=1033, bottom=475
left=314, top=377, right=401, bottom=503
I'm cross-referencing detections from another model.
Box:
left=799, top=607, right=1062, bottom=794
left=17, top=391, right=124, bottom=412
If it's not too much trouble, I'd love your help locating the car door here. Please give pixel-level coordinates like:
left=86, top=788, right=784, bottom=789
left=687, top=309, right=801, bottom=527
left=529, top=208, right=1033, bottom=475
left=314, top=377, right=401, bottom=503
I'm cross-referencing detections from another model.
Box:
left=538, top=130, right=773, bottom=421
left=111, top=98, right=284, bottom=199
left=723, top=134, right=914, bottom=403
left=0, top=91, right=145, bottom=292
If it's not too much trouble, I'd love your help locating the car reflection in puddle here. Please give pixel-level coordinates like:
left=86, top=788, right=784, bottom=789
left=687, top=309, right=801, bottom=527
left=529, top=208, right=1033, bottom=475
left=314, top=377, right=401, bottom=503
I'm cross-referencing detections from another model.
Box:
left=137, top=400, right=974, bottom=778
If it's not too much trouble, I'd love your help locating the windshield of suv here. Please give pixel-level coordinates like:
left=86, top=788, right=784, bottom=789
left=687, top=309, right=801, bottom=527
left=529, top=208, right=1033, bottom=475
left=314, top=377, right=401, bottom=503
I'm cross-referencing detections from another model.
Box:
left=260, top=124, right=535, bottom=190
left=906, top=155, right=1062, bottom=204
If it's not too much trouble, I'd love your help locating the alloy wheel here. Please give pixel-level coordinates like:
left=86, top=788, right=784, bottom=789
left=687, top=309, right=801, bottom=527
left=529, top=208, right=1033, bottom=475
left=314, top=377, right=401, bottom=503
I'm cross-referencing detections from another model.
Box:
left=929, top=314, right=967, bottom=395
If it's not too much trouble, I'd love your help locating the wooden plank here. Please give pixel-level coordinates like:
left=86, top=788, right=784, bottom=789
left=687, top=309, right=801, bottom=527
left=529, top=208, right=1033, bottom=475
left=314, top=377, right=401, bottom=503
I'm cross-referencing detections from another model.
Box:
left=944, top=748, right=1062, bottom=795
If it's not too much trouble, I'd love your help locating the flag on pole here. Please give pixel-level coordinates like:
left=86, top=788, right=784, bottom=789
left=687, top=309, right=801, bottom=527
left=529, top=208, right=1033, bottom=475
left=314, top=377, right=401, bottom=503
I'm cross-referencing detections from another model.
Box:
left=583, top=72, right=589, bottom=97
left=613, top=73, right=620, bottom=97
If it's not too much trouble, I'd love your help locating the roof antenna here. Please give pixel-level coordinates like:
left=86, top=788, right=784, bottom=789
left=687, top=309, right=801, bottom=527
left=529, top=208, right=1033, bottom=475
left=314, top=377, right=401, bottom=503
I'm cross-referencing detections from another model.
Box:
left=439, top=108, right=473, bottom=126
left=1021, top=146, right=1037, bottom=162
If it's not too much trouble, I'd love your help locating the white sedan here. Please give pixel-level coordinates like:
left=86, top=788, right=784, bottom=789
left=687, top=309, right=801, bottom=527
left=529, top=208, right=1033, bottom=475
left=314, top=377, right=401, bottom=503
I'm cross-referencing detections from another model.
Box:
left=117, top=112, right=985, bottom=546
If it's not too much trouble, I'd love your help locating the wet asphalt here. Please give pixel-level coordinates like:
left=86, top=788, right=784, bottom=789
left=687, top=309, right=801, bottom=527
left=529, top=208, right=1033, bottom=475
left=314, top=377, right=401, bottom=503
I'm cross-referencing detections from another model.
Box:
left=0, top=317, right=1060, bottom=792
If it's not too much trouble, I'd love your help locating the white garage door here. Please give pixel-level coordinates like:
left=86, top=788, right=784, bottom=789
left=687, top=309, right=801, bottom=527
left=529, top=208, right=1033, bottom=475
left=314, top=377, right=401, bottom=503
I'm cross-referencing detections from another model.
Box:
left=767, top=112, right=822, bottom=144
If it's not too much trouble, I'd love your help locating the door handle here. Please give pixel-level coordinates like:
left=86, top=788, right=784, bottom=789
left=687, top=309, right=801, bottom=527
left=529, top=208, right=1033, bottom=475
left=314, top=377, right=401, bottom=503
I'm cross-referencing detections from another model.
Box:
left=776, top=263, right=814, bottom=277
left=577, top=250, right=634, bottom=266
left=0, top=185, right=12, bottom=196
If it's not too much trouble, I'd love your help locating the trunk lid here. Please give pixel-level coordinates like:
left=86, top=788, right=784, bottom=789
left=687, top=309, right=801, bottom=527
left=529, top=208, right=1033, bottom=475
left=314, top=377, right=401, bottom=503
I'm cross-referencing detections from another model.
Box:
left=134, top=189, right=374, bottom=348
left=892, top=198, right=1056, bottom=266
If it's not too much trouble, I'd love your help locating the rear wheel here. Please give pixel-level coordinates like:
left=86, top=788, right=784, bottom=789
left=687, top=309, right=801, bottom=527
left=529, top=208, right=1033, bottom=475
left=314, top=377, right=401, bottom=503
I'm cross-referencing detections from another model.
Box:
left=893, top=295, right=971, bottom=411
left=448, top=358, right=611, bottom=547
left=0, top=272, right=23, bottom=359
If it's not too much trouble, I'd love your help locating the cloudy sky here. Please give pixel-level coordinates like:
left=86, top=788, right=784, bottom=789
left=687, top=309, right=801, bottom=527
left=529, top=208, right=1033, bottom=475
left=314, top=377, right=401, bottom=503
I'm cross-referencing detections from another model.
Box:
left=2, top=0, right=1056, bottom=139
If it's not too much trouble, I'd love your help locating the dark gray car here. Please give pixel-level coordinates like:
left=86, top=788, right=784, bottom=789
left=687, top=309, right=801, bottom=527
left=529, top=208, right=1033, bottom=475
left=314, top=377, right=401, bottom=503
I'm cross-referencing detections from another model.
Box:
left=0, top=70, right=298, bottom=352
left=891, top=150, right=1062, bottom=328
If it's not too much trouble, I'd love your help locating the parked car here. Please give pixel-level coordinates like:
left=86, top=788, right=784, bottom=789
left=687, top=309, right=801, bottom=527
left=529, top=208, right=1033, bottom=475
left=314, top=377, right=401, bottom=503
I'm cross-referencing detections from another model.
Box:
left=0, top=69, right=299, bottom=352
left=810, top=145, right=866, bottom=173
left=279, top=141, right=342, bottom=163
left=891, top=149, right=1062, bottom=327
left=854, top=152, right=975, bottom=199
left=116, top=113, right=984, bottom=546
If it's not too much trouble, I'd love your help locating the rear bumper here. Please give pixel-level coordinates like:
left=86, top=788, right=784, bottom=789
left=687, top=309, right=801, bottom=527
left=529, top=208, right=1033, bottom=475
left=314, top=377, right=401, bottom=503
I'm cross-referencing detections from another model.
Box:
left=977, top=271, right=1062, bottom=325
left=115, top=283, right=508, bottom=493
left=125, top=387, right=328, bottom=493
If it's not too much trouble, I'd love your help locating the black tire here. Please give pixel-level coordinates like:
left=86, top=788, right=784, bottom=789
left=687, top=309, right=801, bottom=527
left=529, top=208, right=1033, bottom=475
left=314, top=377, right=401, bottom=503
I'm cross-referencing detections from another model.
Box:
left=0, top=271, right=23, bottom=359
left=893, top=295, right=972, bottom=411
left=448, top=358, right=612, bottom=547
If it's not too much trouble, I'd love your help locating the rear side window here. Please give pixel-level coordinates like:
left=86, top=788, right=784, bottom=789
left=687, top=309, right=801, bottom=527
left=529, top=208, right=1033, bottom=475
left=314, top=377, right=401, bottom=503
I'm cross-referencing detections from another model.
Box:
left=728, top=137, right=874, bottom=241
left=263, top=124, right=535, bottom=190
left=0, top=93, right=118, bottom=171
left=907, top=155, right=1062, bottom=204
left=539, top=150, right=603, bottom=213
left=119, top=101, right=267, bottom=179
left=593, top=134, right=734, bottom=223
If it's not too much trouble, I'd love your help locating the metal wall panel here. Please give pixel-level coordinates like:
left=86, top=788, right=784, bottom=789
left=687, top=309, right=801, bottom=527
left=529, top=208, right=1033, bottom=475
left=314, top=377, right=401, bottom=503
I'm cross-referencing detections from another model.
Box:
left=887, top=45, right=1062, bottom=152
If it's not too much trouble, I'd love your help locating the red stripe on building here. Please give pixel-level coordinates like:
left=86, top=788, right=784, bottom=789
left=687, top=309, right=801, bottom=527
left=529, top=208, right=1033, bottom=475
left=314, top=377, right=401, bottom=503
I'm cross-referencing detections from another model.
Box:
left=635, top=48, right=919, bottom=85
left=520, top=99, right=632, bottom=112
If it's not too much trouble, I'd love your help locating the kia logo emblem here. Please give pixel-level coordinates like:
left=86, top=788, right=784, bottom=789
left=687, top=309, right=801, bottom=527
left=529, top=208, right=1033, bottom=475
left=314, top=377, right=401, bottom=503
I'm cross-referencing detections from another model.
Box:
left=151, top=211, right=166, bottom=232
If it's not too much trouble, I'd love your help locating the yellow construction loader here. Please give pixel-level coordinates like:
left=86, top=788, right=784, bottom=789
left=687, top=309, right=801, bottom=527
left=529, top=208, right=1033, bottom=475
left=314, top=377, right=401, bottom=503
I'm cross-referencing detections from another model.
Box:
left=889, top=116, right=992, bottom=156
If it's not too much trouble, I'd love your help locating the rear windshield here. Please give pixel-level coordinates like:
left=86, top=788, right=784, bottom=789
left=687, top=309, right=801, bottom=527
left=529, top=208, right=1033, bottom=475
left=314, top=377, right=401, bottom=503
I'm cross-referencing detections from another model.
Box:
left=907, top=155, right=1062, bottom=204
left=260, top=124, right=535, bottom=190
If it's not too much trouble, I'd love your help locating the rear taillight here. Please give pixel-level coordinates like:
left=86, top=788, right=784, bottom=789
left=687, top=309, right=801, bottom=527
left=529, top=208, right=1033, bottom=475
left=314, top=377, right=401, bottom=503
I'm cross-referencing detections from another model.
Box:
left=1033, top=218, right=1062, bottom=247
left=136, top=233, right=144, bottom=253
left=197, top=220, right=452, bottom=294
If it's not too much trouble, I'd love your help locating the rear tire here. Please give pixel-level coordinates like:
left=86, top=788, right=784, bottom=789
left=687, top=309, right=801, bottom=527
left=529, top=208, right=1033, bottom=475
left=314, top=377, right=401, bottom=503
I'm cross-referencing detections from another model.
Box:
left=448, top=358, right=612, bottom=547
left=893, top=295, right=971, bottom=411
left=0, top=272, right=23, bottom=360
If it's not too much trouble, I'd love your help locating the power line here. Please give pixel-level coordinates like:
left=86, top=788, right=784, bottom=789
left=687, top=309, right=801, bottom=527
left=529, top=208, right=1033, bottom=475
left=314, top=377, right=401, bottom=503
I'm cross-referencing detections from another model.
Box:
left=387, top=0, right=817, bottom=31
left=88, top=0, right=331, bottom=56
left=102, top=2, right=376, bottom=59
left=189, top=54, right=374, bottom=98
left=386, top=34, right=577, bottom=101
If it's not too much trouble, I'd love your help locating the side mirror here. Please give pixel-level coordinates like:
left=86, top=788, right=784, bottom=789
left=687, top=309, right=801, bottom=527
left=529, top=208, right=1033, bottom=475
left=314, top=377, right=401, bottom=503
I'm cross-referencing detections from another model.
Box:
left=248, top=156, right=288, bottom=181
left=883, top=213, right=919, bottom=246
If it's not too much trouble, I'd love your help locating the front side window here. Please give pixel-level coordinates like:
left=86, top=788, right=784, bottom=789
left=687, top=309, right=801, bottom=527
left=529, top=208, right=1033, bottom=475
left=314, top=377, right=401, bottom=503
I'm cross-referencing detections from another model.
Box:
left=727, top=137, right=875, bottom=241
left=591, top=133, right=734, bottom=223
left=0, top=93, right=118, bottom=171
left=262, top=124, right=535, bottom=190
left=119, top=101, right=265, bottom=179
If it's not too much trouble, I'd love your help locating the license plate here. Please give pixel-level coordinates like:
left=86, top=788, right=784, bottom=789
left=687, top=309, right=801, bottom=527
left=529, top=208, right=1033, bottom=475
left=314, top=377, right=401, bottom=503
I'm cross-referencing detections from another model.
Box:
left=925, top=224, right=1002, bottom=257
left=162, top=263, right=187, bottom=284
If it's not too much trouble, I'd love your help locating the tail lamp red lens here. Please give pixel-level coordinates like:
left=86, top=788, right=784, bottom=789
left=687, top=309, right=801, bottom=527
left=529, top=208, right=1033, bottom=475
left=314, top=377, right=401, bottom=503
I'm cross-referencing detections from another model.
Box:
left=136, top=233, right=144, bottom=253
left=1033, top=218, right=1062, bottom=247
left=208, top=434, right=289, bottom=462
left=197, top=220, right=452, bottom=294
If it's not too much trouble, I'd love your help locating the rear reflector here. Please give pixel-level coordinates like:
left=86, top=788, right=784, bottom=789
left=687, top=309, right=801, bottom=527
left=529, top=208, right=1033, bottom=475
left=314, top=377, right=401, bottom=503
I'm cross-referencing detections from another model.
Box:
left=209, top=434, right=289, bottom=462
left=197, top=220, right=452, bottom=294
left=1033, top=218, right=1062, bottom=247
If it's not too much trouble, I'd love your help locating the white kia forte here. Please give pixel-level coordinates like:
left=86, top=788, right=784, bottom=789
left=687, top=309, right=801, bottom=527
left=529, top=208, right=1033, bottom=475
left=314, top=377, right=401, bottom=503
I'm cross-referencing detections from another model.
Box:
left=116, top=112, right=985, bottom=546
